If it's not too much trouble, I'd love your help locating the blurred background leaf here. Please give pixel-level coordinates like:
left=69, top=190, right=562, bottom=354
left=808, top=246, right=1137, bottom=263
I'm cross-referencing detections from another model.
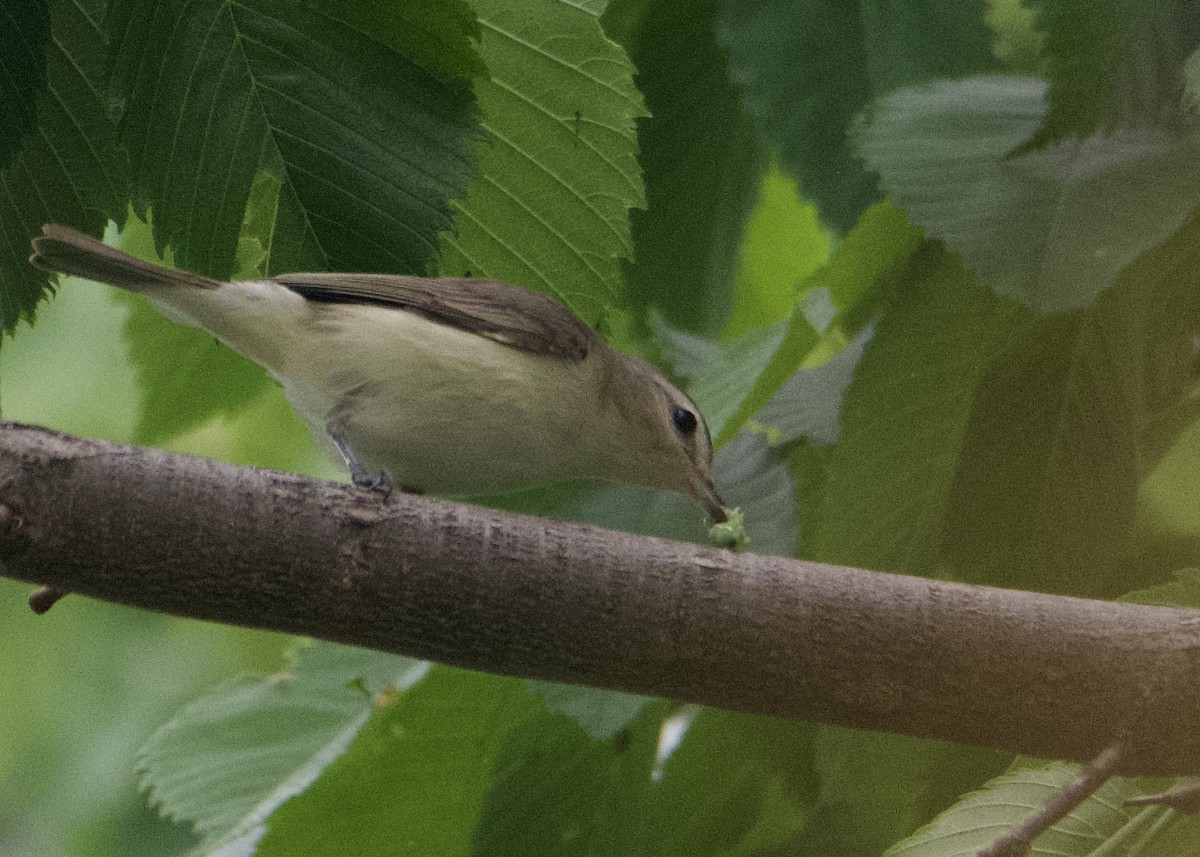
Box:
left=616, top=0, right=761, bottom=337
left=858, top=75, right=1200, bottom=313
left=1020, top=0, right=1200, bottom=149
left=717, top=0, right=998, bottom=232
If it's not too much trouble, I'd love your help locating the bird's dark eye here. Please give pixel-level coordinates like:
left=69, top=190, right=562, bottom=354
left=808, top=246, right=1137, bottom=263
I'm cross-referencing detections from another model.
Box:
left=671, top=406, right=698, bottom=435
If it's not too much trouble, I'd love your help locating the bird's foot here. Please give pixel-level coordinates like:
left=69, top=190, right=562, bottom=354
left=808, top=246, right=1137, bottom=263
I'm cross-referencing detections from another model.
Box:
left=351, top=467, right=394, bottom=499
left=330, top=430, right=394, bottom=500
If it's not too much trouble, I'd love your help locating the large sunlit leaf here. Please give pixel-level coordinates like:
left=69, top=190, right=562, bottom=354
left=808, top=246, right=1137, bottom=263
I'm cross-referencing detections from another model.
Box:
left=440, top=0, right=646, bottom=325
left=138, top=643, right=423, bottom=851
left=858, top=74, right=1200, bottom=313
left=104, top=0, right=481, bottom=279
left=0, top=0, right=126, bottom=336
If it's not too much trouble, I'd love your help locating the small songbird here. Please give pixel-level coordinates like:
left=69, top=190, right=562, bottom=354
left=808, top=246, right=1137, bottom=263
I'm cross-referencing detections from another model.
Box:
left=30, top=225, right=726, bottom=521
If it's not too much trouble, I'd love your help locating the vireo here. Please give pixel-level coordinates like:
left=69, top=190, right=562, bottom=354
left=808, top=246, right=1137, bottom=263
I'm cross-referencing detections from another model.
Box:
left=30, top=225, right=726, bottom=522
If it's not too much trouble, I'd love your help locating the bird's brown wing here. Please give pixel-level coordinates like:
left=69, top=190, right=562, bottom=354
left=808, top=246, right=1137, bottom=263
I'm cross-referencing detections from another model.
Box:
left=274, top=273, right=594, bottom=362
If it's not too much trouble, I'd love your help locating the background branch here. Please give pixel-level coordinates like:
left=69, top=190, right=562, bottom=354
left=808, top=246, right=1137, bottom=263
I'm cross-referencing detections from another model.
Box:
left=1, top=421, right=1198, bottom=775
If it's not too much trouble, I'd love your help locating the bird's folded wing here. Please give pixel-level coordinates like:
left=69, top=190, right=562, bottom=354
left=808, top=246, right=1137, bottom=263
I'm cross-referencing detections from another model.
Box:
left=275, top=273, right=594, bottom=362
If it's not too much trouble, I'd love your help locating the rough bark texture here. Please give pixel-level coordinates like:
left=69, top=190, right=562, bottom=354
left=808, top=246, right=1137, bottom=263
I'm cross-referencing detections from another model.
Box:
left=2, top=421, right=1199, bottom=775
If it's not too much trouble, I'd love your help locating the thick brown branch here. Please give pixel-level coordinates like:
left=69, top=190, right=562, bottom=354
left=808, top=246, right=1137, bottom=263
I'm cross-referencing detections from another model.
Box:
left=1, top=421, right=1199, bottom=775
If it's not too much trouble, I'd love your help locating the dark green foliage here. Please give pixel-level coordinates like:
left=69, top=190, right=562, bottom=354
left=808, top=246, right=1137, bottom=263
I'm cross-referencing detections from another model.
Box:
left=0, top=0, right=49, bottom=170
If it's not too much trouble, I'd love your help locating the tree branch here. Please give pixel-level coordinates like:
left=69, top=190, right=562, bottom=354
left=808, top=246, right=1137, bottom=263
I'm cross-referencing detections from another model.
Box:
left=1, top=421, right=1199, bottom=775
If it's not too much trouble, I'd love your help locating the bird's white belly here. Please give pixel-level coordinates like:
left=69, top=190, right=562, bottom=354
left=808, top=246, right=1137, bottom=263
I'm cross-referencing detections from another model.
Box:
left=276, top=304, right=604, bottom=495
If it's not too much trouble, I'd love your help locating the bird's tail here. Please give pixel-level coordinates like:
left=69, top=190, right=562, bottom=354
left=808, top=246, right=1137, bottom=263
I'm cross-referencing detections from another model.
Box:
left=29, top=224, right=221, bottom=292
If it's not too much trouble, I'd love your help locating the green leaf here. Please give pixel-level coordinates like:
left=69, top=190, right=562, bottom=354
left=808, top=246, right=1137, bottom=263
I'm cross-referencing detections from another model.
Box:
left=126, top=298, right=274, bottom=445
left=0, top=585, right=285, bottom=857
left=320, top=0, right=484, bottom=83
left=809, top=201, right=925, bottom=327
left=885, top=763, right=1180, bottom=857
left=101, top=217, right=273, bottom=445
left=657, top=201, right=921, bottom=453
left=757, top=324, right=872, bottom=447
left=811, top=244, right=1033, bottom=574
left=0, top=0, right=49, bottom=170
left=0, top=0, right=127, bottom=336
left=440, top=0, right=647, bottom=325
left=795, top=728, right=1007, bottom=857
left=943, top=209, right=1200, bottom=595
left=256, top=668, right=540, bottom=857
left=1188, top=45, right=1200, bottom=110
left=718, top=202, right=923, bottom=447
left=621, top=0, right=761, bottom=336
left=988, top=0, right=1044, bottom=73
left=724, top=161, right=831, bottom=341
left=717, top=0, right=875, bottom=231
left=643, top=709, right=811, bottom=857
left=138, top=642, right=423, bottom=849
left=525, top=683, right=654, bottom=742
left=711, top=431, right=798, bottom=557
left=717, top=0, right=997, bottom=231
left=1021, top=0, right=1198, bottom=149
left=1140, top=416, right=1200, bottom=551
left=105, top=0, right=480, bottom=279
left=472, top=700, right=667, bottom=857
left=855, top=0, right=1000, bottom=92
left=1122, top=568, right=1200, bottom=609
left=658, top=314, right=799, bottom=446
left=858, top=75, right=1200, bottom=313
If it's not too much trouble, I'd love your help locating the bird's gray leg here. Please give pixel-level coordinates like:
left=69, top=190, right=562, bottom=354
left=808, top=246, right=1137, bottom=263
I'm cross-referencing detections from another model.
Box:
left=329, top=430, right=393, bottom=498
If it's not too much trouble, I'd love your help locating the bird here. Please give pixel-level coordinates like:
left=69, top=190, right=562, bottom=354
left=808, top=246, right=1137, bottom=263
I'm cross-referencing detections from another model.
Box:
left=29, top=225, right=726, bottom=522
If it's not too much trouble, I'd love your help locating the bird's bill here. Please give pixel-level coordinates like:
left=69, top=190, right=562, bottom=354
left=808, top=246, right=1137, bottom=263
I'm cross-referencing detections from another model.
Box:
left=692, top=476, right=728, bottom=524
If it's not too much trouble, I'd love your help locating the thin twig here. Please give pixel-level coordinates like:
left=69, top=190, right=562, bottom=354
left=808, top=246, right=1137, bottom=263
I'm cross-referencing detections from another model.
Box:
left=979, top=742, right=1125, bottom=857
